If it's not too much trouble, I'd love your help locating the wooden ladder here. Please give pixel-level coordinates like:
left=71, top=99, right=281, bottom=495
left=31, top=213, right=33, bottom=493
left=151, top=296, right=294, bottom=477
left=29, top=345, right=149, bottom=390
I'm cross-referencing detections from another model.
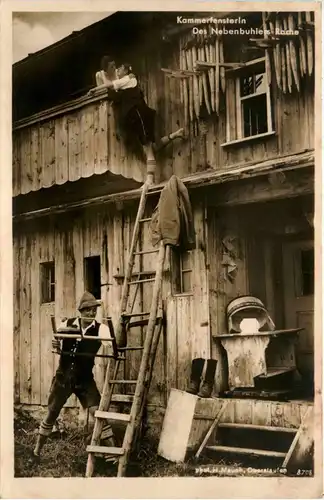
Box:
left=85, top=179, right=167, bottom=478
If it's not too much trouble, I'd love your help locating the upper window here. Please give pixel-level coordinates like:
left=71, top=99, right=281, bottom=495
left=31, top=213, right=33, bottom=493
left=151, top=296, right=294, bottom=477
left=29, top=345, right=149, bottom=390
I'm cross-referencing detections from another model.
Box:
left=226, top=58, right=274, bottom=143
left=40, top=261, right=55, bottom=303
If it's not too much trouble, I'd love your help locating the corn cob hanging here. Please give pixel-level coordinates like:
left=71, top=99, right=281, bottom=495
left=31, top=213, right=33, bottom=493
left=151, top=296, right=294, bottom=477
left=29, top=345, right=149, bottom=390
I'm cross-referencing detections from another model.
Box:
left=298, top=12, right=307, bottom=76
left=215, top=35, right=220, bottom=115
left=185, top=48, right=194, bottom=127
left=305, top=11, right=313, bottom=76
left=195, top=43, right=203, bottom=107
left=179, top=39, right=184, bottom=106
left=288, top=14, right=300, bottom=91
left=283, top=16, right=293, bottom=93
left=180, top=40, right=189, bottom=134
left=200, top=42, right=211, bottom=115
left=275, top=15, right=282, bottom=83
left=219, top=37, right=226, bottom=93
left=191, top=44, right=200, bottom=119
left=269, top=16, right=281, bottom=89
left=262, top=12, right=271, bottom=85
left=208, top=42, right=215, bottom=112
left=281, top=43, right=287, bottom=94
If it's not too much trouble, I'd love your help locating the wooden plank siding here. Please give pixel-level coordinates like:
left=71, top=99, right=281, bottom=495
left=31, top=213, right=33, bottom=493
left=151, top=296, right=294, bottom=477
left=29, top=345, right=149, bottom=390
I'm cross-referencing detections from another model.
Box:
left=13, top=98, right=146, bottom=196
left=207, top=205, right=251, bottom=392
left=13, top=197, right=212, bottom=410
left=13, top=194, right=314, bottom=413
left=12, top=48, right=314, bottom=197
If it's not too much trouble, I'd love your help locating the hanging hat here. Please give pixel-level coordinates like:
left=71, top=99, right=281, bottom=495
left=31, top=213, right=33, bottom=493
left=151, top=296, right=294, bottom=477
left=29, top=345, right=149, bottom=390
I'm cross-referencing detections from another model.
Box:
left=78, top=291, right=101, bottom=311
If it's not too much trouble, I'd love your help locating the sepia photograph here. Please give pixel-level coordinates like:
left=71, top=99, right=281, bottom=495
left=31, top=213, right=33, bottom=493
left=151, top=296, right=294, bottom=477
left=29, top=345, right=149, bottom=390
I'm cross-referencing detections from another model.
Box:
left=1, top=2, right=322, bottom=498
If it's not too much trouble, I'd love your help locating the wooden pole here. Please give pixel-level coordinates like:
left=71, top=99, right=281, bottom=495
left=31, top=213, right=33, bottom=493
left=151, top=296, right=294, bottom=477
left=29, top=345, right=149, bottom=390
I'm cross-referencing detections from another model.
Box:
left=117, top=242, right=166, bottom=477
left=133, top=318, right=164, bottom=447
left=195, top=401, right=229, bottom=459
left=282, top=406, right=314, bottom=472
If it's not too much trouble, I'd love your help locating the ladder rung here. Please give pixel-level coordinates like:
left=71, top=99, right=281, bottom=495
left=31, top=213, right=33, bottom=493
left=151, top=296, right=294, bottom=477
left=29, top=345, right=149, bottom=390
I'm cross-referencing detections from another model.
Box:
left=122, top=312, right=150, bottom=317
left=129, top=278, right=155, bottom=284
left=108, top=380, right=138, bottom=384
left=128, top=319, right=149, bottom=328
left=139, top=217, right=152, bottom=223
left=118, top=346, right=144, bottom=351
left=87, top=445, right=124, bottom=455
left=134, top=250, right=159, bottom=255
left=131, top=271, right=156, bottom=276
left=111, top=394, right=134, bottom=403
left=94, top=411, right=131, bottom=422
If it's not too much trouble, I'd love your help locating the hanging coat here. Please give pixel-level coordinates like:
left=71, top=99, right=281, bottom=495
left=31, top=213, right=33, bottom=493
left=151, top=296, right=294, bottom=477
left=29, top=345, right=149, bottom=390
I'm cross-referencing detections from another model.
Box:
left=150, top=175, right=195, bottom=250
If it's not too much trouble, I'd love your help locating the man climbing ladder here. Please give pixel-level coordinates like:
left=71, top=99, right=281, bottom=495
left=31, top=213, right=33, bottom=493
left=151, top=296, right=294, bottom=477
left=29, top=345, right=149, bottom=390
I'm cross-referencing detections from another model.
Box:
left=89, top=58, right=184, bottom=178
left=85, top=171, right=195, bottom=477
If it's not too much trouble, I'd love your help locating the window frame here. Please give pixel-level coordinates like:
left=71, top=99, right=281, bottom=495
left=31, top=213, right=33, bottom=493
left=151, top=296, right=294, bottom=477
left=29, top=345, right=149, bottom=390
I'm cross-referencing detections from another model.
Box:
left=171, top=248, right=194, bottom=295
left=84, top=255, right=102, bottom=300
left=40, top=261, right=55, bottom=304
left=224, top=57, right=274, bottom=145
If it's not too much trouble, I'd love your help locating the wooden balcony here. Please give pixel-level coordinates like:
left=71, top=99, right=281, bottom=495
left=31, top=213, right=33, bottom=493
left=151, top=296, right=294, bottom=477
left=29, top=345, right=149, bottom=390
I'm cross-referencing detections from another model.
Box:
left=12, top=91, right=146, bottom=197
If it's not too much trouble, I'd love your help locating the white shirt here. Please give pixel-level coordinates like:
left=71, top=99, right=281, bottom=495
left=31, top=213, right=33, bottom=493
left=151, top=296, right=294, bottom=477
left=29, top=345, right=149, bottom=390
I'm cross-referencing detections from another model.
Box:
left=58, top=318, right=114, bottom=355
left=112, top=75, right=137, bottom=91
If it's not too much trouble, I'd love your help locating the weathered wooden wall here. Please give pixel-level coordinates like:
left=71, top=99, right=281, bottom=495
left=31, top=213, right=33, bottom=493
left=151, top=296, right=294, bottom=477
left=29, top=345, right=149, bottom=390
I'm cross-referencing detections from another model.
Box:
left=206, top=197, right=314, bottom=393
left=207, top=206, right=249, bottom=392
left=12, top=98, right=146, bottom=197
left=13, top=40, right=314, bottom=198
left=13, top=197, right=210, bottom=409
left=165, top=197, right=210, bottom=394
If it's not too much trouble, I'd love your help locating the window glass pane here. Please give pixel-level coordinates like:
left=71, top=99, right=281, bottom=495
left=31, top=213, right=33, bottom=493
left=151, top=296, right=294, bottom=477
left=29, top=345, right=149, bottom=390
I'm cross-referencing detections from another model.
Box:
left=242, top=94, right=267, bottom=137
left=181, top=251, right=192, bottom=271
left=40, top=261, right=55, bottom=303
left=182, top=270, right=192, bottom=293
left=240, top=73, right=266, bottom=96
left=300, top=249, right=314, bottom=296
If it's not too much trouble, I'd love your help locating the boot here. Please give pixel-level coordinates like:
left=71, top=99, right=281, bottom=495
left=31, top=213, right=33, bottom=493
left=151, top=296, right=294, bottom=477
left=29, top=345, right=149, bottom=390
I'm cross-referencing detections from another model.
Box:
left=27, top=433, right=47, bottom=464
left=186, top=358, right=205, bottom=395
left=198, top=359, right=217, bottom=398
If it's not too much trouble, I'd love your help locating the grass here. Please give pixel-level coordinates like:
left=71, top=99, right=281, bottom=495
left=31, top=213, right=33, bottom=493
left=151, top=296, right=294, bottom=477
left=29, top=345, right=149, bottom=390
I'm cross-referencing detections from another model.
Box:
left=14, top=406, right=285, bottom=478
left=14, top=406, right=210, bottom=478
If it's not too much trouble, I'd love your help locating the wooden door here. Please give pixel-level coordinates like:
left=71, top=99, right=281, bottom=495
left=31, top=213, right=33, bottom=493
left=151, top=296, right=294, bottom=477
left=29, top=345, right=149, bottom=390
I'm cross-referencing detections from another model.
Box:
left=282, top=240, right=314, bottom=385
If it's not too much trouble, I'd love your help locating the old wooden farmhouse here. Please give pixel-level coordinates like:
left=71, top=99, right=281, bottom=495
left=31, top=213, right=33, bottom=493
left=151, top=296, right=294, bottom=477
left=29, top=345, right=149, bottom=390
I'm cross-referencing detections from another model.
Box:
left=13, top=11, right=315, bottom=441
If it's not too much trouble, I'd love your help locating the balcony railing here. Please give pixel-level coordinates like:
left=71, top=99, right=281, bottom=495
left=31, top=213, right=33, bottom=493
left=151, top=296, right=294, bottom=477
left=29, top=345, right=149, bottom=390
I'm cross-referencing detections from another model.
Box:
left=12, top=91, right=146, bottom=197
